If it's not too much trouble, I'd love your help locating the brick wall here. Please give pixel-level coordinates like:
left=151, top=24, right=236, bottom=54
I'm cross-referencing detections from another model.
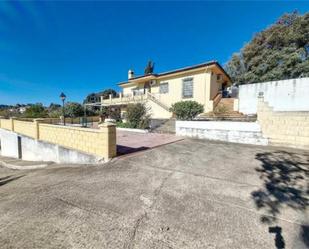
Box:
left=0, top=118, right=116, bottom=160
left=257, top=98, right=309, bottom=150
left=14, top=120, right=36, bottom=138
left=0, top=119, right=13, bottom=130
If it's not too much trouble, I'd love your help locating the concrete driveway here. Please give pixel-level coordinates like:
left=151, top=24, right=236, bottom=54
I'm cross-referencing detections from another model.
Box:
left=117, top=130, right=183, bottom=155
left=0, top=139, right=308, bottom=249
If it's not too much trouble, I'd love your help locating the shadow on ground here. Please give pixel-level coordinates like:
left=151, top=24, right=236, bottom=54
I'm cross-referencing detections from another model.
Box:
left=0, top=175, right=24, bottom=187
left=117, top=145, right=149, bottom=156
left=251, top=150, right=309, bottom=248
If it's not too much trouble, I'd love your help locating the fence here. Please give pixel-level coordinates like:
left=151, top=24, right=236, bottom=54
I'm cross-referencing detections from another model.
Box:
left=0, top=117, right=116, bottom=160
left=40, top=116, right=100, bottom=127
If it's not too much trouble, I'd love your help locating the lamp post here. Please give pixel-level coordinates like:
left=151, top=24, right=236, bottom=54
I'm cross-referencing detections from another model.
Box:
left=59, top=92, right=66, bottom=126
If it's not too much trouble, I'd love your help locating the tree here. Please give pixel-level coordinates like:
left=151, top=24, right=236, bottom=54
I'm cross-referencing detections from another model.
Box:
left=84, top=93, right=98, bottom=103
left=84, top=89, right=117, bottom=104
left=49, top=103, right=61, bottom=110
left=225, top=11, right=309, bottom=84
left=144, top=60, right=155, bottom=75
left=64, top=102, right=84, bottom=118
left=23, top=103, right=48, bottom=118
left=98, top=89, right=117, bottom=100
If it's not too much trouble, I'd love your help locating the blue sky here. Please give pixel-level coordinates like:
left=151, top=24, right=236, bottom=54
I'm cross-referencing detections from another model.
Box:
left=0, top=1, right=308, bottom=106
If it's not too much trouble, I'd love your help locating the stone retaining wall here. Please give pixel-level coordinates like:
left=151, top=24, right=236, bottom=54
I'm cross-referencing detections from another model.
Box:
left=257, top=97, right=309, bottom=150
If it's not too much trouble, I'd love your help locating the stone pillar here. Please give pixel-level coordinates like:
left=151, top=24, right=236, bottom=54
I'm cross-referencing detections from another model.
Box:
left=33, top=118, right=44, bottom=140
left=98, top=122, right=116, bottom=160
left=109, top=94, right=112, bottom=104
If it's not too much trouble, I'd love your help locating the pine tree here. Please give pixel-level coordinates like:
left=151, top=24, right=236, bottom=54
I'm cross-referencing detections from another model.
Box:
left=225, top=11, right=309, bottom=84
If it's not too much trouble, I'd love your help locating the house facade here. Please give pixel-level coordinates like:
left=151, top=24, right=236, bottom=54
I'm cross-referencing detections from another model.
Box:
left=101, top=61, right=232, bottom=119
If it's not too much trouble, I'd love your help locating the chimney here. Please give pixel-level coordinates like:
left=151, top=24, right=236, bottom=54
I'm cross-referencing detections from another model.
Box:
left=128, top=69, right=134, bottom=80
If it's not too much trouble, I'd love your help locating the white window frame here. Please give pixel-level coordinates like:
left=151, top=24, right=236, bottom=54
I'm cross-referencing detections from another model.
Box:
left=159, top=82, right=169, bottom=94
left=182, top=77, right=193, bottom=98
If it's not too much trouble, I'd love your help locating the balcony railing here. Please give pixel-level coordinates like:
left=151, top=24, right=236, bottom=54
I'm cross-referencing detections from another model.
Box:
left=101, top=92, right=147, bottom=105
left=101, top=92, right=171, bottom=112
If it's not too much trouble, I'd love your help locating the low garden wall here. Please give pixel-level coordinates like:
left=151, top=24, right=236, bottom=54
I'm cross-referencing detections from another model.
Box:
left=0, top=118, right=116, bottom=162
left=176, top=121, right=268, bottom=145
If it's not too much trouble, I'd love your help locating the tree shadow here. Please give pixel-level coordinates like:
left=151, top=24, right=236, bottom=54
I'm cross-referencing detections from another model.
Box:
left=0, top=175, right=24, bottom=186
left=117, top=145, right=149, bottom=156
left=251, top=150, right=309, bottom=248
left=269, top=226, right=285, bottom=249
left=300, top=224, right=309, bottom=247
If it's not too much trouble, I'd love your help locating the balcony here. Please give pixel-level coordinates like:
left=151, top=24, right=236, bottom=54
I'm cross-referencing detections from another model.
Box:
left=101, top=92, right=147, bottom=106
left=101, top=92, right=170, bottom=111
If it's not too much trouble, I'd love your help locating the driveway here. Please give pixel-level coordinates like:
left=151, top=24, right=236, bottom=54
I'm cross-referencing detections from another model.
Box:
left=117, top=130, right=183, bottom=155
left=0, top=139, right=308, bottom=249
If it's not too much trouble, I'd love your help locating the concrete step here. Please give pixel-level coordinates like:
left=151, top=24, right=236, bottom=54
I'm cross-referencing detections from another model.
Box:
left=214, top=98, right=235, bottom=112
left=151, top=119, right=176, bottom=134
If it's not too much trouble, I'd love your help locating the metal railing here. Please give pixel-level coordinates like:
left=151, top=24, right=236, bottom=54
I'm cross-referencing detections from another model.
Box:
left=101, top=91, right=170, bottom=112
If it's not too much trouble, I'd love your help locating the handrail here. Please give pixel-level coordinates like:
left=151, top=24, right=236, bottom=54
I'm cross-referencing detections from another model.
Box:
left=147, top=92, right=170, bottom=111
left=101, top=91, right=171, bottom=112
left=212, top=93, right=222, bottom=109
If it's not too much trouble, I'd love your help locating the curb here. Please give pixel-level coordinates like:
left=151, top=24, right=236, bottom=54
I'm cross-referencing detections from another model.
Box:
left=0, top=160, right=49, bottom=170
left=116, top=127, right=149, bottom=133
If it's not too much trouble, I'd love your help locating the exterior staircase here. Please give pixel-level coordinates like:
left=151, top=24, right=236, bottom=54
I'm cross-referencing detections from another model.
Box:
left=198, top=98, right=257, bottom=121
left=147, top=92, right=170, bottom=111
left=150, top=118, right=176, bottom=134
left=215, top=98, right=235, bottom=112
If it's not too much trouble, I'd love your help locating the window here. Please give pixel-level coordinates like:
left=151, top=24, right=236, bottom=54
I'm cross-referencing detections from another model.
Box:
left=159, top=82, right=169, bottom=94
left=182, top=78, right=193, bottom=98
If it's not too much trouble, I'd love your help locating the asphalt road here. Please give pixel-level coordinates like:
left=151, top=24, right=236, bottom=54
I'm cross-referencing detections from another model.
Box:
left=0, top=139, right=308, bottom=249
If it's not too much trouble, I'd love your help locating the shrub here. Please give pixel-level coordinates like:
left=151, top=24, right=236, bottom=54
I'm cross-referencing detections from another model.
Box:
left=126, top=103, right=150, bottom=129
left=64, top=102, right=84, bottom=118
left=23, top=103, right=48, bottom=118
left=170, top=101, right=204, bottom=120
left=99, top=106, right=121, bottom=121
left=116, top=121, right=133, bottom=128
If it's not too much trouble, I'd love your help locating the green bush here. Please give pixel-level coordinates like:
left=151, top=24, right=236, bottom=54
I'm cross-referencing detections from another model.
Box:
left=170, top=101, right=204, bottom=120
left=116, top=121, right=133, bottom=128
left=99, top=106, right=121, bottom=121
left=64, top=102, right=84, bottom=118
left=23, top=104, right=48, bottom=118
left=126, top=103, right=150, bottom=129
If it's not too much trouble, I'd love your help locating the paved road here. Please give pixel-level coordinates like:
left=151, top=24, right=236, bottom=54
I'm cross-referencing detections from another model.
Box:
left=0, top=139, right=308, bottom=249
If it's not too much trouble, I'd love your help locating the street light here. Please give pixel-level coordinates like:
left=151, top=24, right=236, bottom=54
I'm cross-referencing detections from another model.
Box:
left=59, top=92, right=66, bottom=126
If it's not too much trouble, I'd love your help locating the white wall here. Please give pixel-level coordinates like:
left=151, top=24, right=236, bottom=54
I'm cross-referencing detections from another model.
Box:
left=0, top=128, right=100, bottom=164
left=0, top=129, right=19, bottom=158
left=176, top=121, right=268, bottom=146
left=238, top=78, right=309, bottom=114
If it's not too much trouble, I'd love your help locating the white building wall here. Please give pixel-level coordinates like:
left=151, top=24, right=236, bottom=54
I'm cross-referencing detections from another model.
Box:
left=238, top=78, right=309, bottom=114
